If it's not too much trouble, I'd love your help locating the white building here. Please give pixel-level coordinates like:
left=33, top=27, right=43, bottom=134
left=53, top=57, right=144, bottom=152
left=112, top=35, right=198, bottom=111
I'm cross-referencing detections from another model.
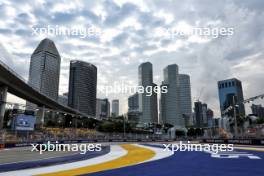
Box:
left=160, top=64, right=183, bottom=128
left=138, top=62, right=158, bottom=123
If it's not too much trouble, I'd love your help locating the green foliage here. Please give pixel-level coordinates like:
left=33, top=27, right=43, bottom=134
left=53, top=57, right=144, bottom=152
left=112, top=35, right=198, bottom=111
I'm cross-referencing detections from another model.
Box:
left=187, top=128, right=204, bottom=137
left=256, top=117, right=264, bottom=124
left=97, top=120, right=132, bottom=133
left=175, top=130, right=185, bottom=137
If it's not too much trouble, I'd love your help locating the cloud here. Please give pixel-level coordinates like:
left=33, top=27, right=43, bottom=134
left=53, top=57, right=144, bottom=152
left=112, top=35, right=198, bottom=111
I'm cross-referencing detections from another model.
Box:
left=0, top=0, right=263, bottom=116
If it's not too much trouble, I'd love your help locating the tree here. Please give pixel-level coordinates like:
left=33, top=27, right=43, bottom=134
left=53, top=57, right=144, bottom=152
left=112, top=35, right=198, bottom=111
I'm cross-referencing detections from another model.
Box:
left=256, top=117, right=264, bottom=124
left=175, top=130, right=185, bottom=137
left=187, top=128, right=196, bottom=137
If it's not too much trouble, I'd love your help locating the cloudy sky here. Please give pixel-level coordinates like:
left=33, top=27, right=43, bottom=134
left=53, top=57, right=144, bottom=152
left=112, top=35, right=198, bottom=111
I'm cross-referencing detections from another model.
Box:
left=0, top=0, right=263, bottom=116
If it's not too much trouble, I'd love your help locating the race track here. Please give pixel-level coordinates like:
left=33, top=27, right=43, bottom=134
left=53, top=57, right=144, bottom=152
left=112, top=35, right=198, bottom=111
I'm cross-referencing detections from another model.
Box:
left=0, top=143, right=263, bottom=176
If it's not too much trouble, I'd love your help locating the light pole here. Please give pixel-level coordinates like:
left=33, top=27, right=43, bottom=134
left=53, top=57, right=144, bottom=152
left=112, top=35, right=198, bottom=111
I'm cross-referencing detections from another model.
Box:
left=41, top=106, right=45, bottom=128
left=233, top=95, right=238, bottom=138
left=123, top=116, right=126, bottom=139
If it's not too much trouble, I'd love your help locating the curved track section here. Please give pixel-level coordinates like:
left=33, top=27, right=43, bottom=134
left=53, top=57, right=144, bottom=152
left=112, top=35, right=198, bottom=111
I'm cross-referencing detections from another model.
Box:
left=1, top=144, right=263, bottom=176
left=0, top=146, right=110, bottom=173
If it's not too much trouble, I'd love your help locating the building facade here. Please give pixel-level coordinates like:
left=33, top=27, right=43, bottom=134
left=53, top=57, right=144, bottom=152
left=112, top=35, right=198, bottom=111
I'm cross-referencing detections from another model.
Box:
left=179, top=74, right=192, bottom=125
left=194, top=101, right=208, bottom=128
left=218, top=78, right=245, bottom=117
left=68, top=60, right=97, bottom=116
left=58, top=93, right=68, bottom=106
left=127, top=93, right=141, bottom=122
left=128, top=93, right=139, bottom=112
left=251, top=104, right=264, bottom=118
left=206, top=108, right=214, bottom=128
left=138, top=62, right=158, bottom=123
left=96, top=98, right=110, bottom=119
left=27, top=38, right=61, bottom=109
left=112, top=99, right=119, bottom=117
left=160, top=64, right=183, bottom=128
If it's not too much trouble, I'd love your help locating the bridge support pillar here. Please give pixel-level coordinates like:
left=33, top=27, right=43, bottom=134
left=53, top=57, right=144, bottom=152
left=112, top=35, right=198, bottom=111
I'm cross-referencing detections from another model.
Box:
left=41, top=106, right=45, bottom=128
left=0, top=86, right=8, bottom=129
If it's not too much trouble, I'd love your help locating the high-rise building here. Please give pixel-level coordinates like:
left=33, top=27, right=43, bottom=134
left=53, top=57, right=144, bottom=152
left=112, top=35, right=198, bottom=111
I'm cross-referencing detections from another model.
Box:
left=251, top=104, right=264, bottom=118
left=160, top=64, right=183, bottom=128
left=128, top=93, right=139, bottom=112
left=68, top=60, right=97, bottom=116
left=206, top=108, right=214, bottom=128
left=218, top=78, right=245, bottom=117
left=179, top=74, right=192, bottom=122
left=96, top=99, right=101, bottom=120
left=138, top=62, right=158, bottom=123
left=27, top=38, right=61, bottom=109
left=96, top=98, right=110, bottom=119
left=128, top=93, right=141, bottom=122
left=194, top=101, right=214, bottom=128
left=202, top=103, right=208, bottom=126
left=112, top=99, right=119, bottom=117
left=194, top=101, right=203, bottom=128
left=58, top=93, right=68, bottom=106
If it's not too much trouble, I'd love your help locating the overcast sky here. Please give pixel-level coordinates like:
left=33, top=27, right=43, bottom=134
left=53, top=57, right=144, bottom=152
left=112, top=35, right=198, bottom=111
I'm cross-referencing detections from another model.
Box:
left=0, top=0, right=263, bottom=116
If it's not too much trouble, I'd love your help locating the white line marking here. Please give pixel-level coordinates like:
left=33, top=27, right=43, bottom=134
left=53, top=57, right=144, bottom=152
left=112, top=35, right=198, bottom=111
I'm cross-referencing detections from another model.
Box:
left=0, top=145, right=127, bottom=176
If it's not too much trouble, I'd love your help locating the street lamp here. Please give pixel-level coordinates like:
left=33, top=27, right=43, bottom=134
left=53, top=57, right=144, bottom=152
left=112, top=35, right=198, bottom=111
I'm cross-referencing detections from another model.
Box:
left=123, top=116, right=126, bottom=139
left=233, top=96, right=238, bottom=138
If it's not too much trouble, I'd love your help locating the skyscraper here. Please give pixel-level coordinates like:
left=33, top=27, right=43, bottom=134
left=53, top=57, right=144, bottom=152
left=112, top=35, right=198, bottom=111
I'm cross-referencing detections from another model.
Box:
left=96, top=98, right=110, bottom=119
left=128, top=93, right=141, bottom=122
left=27, top=38, right=61, bottom=109
left=251, top=104, right=264, bottom=118
left=28, top=38, right=61, bottom=100
left=160, top=64, right=183, bottom=128
left=179, top=74, right=192, bottom=122
left=207, top=108, right=214, bottom=128
left=68, top=60, right=97, bottom=116
left=138, top=62, right=158, bottom=123
left=112, top=99, right=119, bottom=117
left=128, top=93, right=139, bottom=112
left=194, top=101, right=207, bottom=128
left=218, top=78, right=245, bottom=117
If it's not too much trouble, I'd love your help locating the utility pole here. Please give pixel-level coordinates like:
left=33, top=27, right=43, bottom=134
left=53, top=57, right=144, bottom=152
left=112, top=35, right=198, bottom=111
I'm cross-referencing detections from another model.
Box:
left=233, top=96, right=238, bottom=138
left=123, top=116, right=126, bottom=139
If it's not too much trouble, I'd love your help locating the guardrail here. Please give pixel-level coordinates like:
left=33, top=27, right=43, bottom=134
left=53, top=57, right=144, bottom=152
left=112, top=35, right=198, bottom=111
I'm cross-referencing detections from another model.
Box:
left=202, top=139, right=264, bottom=145
left=0, top=138, right=174, bottom=149
left=0, top=58, right=28, bottom=83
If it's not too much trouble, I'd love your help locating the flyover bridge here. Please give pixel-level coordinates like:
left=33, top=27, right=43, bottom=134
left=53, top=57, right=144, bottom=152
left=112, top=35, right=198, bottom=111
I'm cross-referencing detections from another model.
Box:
left=0, top=59, right=87, bottom=129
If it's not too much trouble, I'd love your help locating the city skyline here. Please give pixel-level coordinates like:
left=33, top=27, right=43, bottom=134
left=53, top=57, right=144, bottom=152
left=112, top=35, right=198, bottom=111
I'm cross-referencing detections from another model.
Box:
left=0, top=1, right=263, bottom=176
left=0, top=0, right=263, bottom=116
